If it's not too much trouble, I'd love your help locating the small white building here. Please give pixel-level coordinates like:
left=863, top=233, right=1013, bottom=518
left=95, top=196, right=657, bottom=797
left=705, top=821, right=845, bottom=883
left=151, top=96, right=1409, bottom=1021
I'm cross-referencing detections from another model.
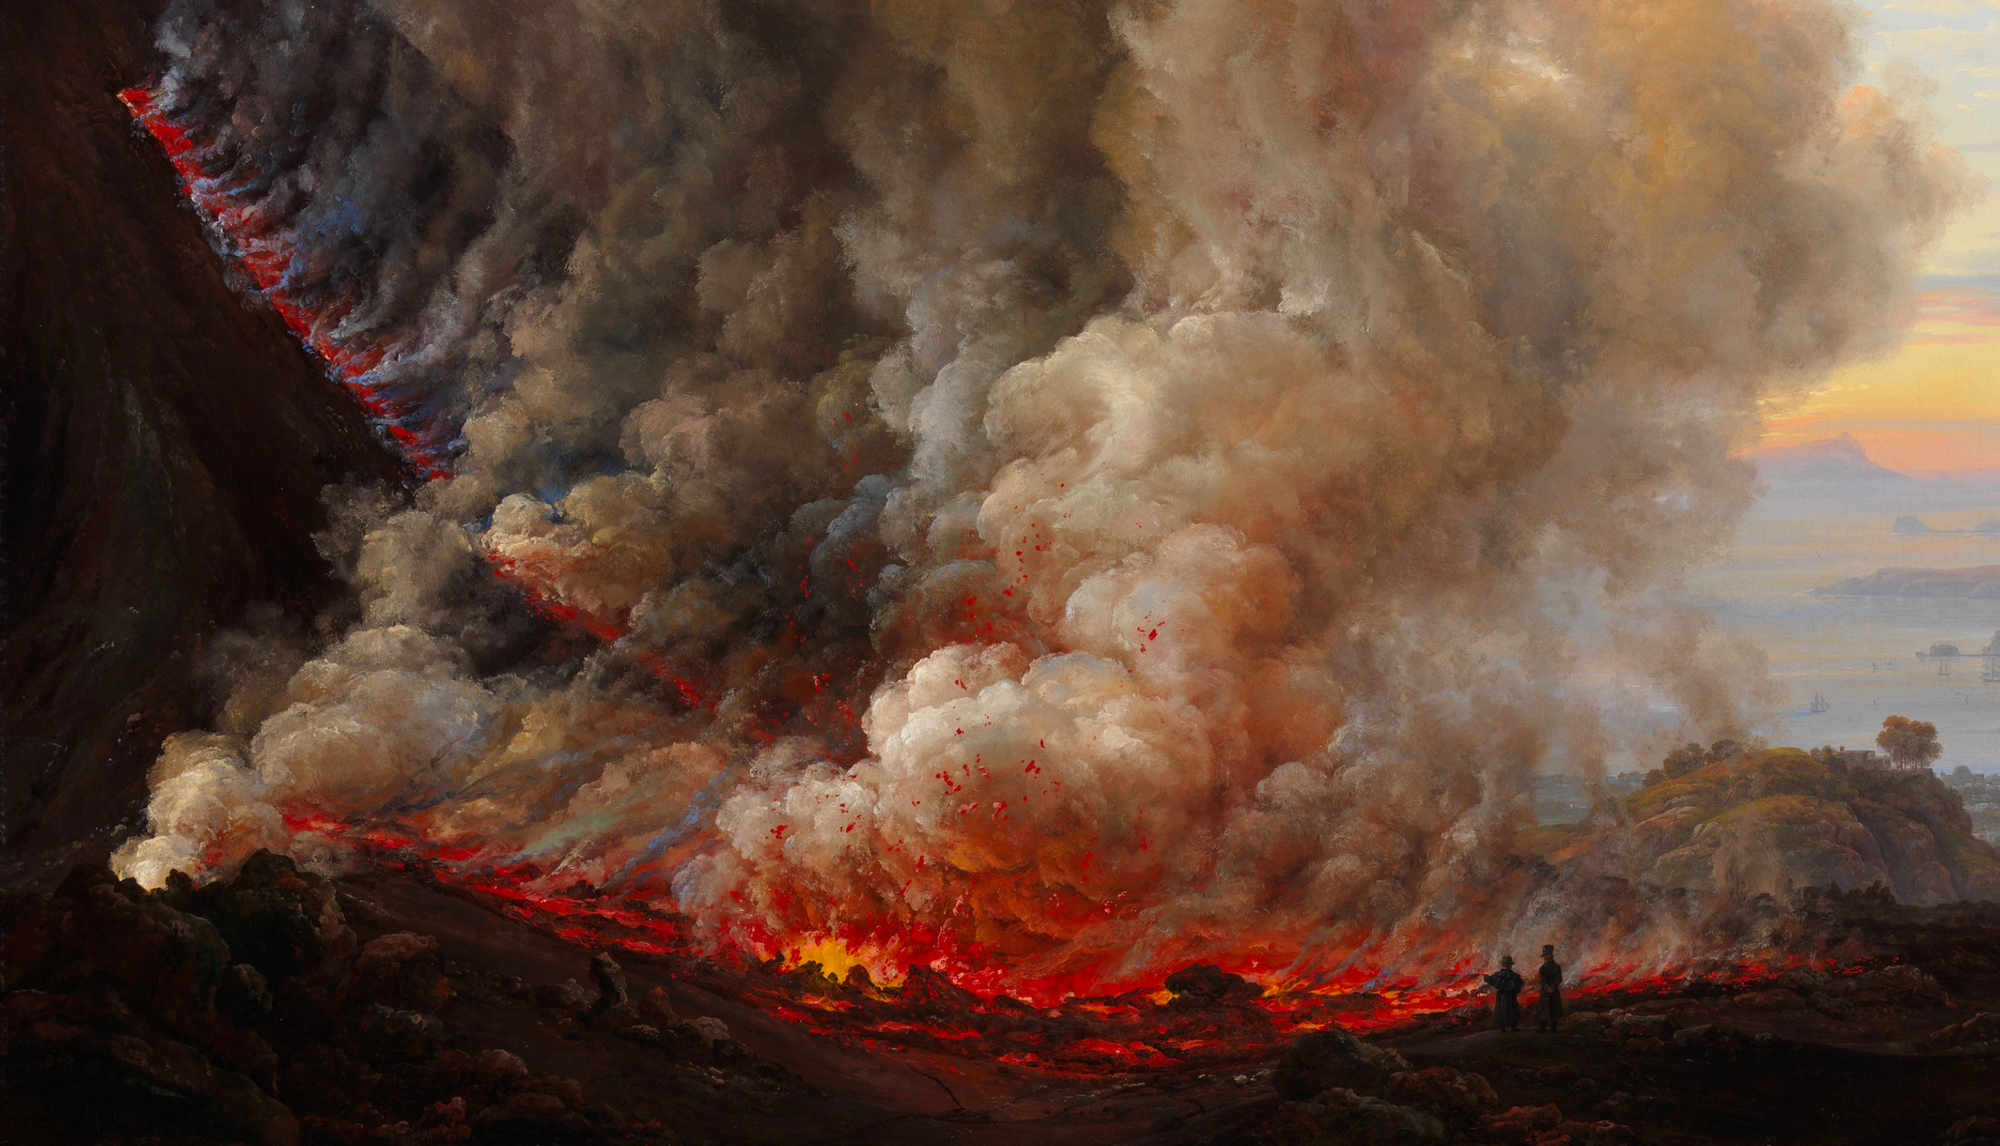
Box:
left=1836, top=747, right=1928, bottom=772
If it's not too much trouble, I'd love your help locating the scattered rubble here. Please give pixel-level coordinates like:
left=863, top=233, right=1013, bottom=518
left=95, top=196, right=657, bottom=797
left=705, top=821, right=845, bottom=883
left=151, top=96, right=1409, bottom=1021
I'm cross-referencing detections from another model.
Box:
left=1263, top=1028, right=1631, bottom=1146
left=1388, top=1065, right=1502, bottom=1129
left=1929, top=1012, right=2000, bottom=1049
left=1946, top=1115, right=2000, bottom=1146
left=1271, top=1086, right=1447, bottom=1145
left=1536, top=960, right=1957, bottom=1058
left=1483, top=1102, right=1636, bottom=1146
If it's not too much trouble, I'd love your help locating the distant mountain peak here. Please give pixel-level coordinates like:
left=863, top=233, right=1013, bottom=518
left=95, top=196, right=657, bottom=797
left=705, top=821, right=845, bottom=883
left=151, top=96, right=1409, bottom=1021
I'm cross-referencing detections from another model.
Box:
left=1748, top=433, right=1909, bottom=483
left=1818, top=565, right=2000, bottom=598
left=1754, top=432, right=1867, bottom=462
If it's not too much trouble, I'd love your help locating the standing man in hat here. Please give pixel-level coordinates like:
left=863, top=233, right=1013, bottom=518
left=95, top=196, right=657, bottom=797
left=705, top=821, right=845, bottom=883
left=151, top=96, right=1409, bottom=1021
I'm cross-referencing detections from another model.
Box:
left=1536, top=944, right=1564, bottom=1032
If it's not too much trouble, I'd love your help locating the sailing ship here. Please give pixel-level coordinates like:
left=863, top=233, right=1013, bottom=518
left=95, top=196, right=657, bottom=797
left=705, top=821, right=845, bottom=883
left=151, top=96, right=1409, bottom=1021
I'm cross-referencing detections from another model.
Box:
left=1809, top=693, right=1830, bottom=714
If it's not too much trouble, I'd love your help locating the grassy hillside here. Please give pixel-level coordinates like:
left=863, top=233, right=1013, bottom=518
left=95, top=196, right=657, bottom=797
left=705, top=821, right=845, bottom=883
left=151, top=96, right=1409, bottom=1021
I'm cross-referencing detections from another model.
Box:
left=1554, top=749, right=2000, bottom=905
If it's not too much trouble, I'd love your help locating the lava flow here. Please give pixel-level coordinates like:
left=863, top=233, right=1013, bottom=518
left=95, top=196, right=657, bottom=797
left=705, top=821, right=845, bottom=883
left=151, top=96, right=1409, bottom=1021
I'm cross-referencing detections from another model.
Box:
left=118, top=84, right=763, bottom=701
left=270, top=807, right=1876, bottom=1078
left=119, top=84, right=450, bottom=479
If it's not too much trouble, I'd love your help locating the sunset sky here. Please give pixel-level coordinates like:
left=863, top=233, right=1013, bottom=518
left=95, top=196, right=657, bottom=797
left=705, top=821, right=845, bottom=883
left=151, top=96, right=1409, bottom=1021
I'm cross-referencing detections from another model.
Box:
left=1757, top=1, right=2000, bottom=471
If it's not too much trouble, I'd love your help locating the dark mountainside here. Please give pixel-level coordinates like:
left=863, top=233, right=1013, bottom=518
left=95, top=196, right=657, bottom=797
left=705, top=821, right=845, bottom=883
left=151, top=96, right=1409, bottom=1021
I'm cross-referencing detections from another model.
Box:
left=0, top=0, right=404, bottom=880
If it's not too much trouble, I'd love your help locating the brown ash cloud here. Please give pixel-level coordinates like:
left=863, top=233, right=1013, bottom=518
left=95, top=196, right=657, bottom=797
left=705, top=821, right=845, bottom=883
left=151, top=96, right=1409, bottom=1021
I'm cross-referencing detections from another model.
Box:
left=116, top=0, right=1968, bottom=990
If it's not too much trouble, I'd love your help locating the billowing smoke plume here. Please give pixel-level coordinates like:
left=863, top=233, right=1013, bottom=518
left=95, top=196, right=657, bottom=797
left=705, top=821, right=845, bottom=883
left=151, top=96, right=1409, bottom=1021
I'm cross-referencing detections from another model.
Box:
left=115, top=0, right=1966, bottom=991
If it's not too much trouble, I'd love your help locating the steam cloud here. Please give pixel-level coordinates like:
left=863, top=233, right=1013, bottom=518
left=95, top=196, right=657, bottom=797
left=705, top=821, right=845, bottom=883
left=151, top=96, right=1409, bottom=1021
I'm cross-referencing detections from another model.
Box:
left=115, top=0, right=1966, bottom=991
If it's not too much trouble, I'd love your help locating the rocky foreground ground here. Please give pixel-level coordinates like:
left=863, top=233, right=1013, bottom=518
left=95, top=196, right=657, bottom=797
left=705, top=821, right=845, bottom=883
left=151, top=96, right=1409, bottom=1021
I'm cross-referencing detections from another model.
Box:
left=4, top=857, right=2000, bottom=1146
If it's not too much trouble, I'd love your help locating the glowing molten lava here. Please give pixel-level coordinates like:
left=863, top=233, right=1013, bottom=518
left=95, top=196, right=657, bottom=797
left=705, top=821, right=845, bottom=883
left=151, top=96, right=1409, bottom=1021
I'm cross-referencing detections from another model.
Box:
left=272, top=809, right=1863, bottom=1074
left=120, top=85, right=448, bottom=479
left=118, top=85, right=740, bottom=687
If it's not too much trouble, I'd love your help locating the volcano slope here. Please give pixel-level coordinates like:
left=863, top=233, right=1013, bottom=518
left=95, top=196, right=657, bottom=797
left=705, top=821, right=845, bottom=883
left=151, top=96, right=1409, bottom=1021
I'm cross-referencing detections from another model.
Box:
left=0, top=0, right=405, bottom=884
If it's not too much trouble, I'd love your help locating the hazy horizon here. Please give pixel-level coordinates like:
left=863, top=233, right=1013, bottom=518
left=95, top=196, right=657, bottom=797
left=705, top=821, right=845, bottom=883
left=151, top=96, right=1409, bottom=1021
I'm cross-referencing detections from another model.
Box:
left=1694, top=436, right=2000, bottom=773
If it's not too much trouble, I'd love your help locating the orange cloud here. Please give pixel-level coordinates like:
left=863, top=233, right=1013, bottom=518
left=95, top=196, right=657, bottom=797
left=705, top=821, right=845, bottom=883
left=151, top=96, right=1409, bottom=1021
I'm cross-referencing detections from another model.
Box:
left=1755, top=282, right=2000, bottom=468
left=1907, top=283, right=2000, bottom=344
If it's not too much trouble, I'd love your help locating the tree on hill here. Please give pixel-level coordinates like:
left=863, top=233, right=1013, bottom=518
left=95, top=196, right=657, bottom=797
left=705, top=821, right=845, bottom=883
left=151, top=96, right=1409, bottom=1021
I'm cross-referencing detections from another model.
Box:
left=1659, top=742, right=1707, bottom=781
left=1647, top=738, right=1750, bottom=786
left=1877, top=715, right=1942, bottom=769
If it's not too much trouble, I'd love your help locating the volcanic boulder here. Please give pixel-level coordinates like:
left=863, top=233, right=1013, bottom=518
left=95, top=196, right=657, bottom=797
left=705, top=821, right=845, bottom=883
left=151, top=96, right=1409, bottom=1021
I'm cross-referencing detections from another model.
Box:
left=0, top=866, right=308, bottom=1143
left=350, top=931, right=452, bottom=1014
left=1, top=864, right=234, bottom=1039
left=1272, top=1027, right=1411, bottom=1101
left=1164, top=962, right=1260, bottom=1004
left=344, top=1002, right=454, bottom=1065
left=1947, top=1115, right=2000, bottom=1146
left=218, top=961, right=275, bottom=1026
left=1273, top=1087, right=1446, bottom=1145
left=1608, top=1011, right=1677, bottom=1038
left=688, top=1015, right=732, bottom=1051
left=898, top=964, right=983, bottom=1015
left=1563, top=1010, right=1611, bottom=1037
left=1669, top=1023, right=1740, bottom=1050
left=638, top=985, right=678, bottom=1027
left=1387, top=1066, right=1502, bottom=1128
left=163, top=851, right=359, bottom=993
left=539, top=977, right=594, bottom=1014
left=588, top=950, right=630, bottom=1015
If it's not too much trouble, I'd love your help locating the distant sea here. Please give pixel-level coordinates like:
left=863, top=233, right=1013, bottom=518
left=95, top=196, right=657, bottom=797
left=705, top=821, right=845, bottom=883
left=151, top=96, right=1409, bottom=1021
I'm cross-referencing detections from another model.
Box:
left=1689, top=473, right=2000, bottom=772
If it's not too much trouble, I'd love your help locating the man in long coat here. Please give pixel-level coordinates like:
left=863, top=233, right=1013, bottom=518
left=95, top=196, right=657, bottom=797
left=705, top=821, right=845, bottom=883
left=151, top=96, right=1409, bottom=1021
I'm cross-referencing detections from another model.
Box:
left=1483, top=955, right=1524, bottom=1032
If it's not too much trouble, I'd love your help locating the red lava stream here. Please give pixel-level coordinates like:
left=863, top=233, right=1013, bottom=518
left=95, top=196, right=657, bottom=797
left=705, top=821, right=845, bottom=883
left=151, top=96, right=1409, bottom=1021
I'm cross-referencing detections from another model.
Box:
left=307, top=810, right=1876, bottom=1081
